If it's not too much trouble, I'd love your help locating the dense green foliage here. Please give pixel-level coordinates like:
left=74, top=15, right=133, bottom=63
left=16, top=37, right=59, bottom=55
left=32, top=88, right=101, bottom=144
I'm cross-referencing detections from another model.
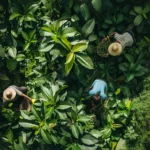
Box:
left=0, top=0, right=150, bottom=150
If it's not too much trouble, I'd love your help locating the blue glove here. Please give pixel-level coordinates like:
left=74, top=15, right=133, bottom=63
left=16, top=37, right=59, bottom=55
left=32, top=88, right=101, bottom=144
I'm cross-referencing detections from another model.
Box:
left=89, top=79, right=107, bottom=100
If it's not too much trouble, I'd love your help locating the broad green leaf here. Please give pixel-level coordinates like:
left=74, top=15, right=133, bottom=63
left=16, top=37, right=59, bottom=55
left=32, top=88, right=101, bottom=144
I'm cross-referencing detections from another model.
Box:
left=23, top=43, right=30, bottom=50
left=71, top=124, right=79, bottom=139
left=57, top=105, right=71, bottom=110
left=20, top=110, right=32, bottom=120
left=82, top=19, right=95, bottom=37
left=142, top=13, right=147, bottom=19
left=0, top=73, right=9, bottom=80
left=115, top=88, right=121, bottom=95
left=90, top=130, right=103, bottom=138
left=72, top=42, right=88, bottom=53
left=16, top=54, right=25, bottom=61
left=19, top=122, right=39, bottom=129
left=40, top=31, right=53, bottom=36
left=21, top=31, right=29, bottom=41
left=31, top=105, right=41, bottom=121
left=41, top=86, right=52, bottom=99
left=65, top=52, right=74, bottom=64
left=19, top=16, right=24, bottom=23
left=41, top=26, right=53, bottom=34
left=29, top=30, right=36, bottom=40
left=45, top=107, right=54, bottom=119
left=50, top=134, right=58, bottom=144
left=80, top=3, right=90, bottom=21
left=77, top=124, right=83, bottom=135
left=101, top=128, right=112, bottom=138
left=88, top=34, right=97, bottom=41
left=76, top=53, right=94, bottom=69
left=9, top=13, right=21, bottom=20
left=77, top=115, right=91, bottom=123
left=119, top=63, right=128, bottom=71
left=11, top=30, right=18, bottom=38
left=51, top=84, right=59, bottom=96
left=5, top=129, right=13, bottom=144
left=143, top=5, right=150, bottom=13
left=115, top=138, right=127, bottom=150
left=39, top=44, right=54, bottom=52
left=65, top=54, right=75, bottom=75
left=55, top=110, right=67, bottom=120
left=81, top=134, right=98, bottom=145
left=126, top=74, right=134, bottom=82
left=134, top=15, right=143, bottom=26
left=60, top=36, right=71, bottom=50
left=134, top=6, right=143, bottom=14
left=92, top=0, right=102, bottom=12
left=62, top=27, right=77, bottom=37
left=41, top=129, right=51, bottom=144
left=129, top=10, right=137, bottom=16
left=8, top=47, right=17, bottom=58
left=125, top=54, right=134, bottom=63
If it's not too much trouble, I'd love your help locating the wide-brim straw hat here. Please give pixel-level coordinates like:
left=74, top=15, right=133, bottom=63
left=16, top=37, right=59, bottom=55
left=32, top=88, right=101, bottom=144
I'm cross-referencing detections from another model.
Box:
left=3, top=87, right=16, bottom=102
left=108, top=42, right=122, bottom=56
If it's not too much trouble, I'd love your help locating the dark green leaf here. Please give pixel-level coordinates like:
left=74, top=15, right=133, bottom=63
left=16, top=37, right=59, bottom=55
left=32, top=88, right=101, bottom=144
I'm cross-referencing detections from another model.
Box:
left=134, top=6, right=143, bottom=14
left=76, top=53, right=94, bottom=69
left=134, top=15, right=143, bottom=26
left=92, top=0, right=102, bottom=12
left=41, top=129, right=51, bottom=144
left=71, top=124, right=79, bottom=139
left=80, top=3, right=90, bottom=21
left=82, top=19, right=95, bottom=37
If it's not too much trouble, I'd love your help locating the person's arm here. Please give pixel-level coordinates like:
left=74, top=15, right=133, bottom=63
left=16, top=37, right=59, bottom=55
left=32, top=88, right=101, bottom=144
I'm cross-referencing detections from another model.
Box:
left=101, top=32, right=116, bottom=42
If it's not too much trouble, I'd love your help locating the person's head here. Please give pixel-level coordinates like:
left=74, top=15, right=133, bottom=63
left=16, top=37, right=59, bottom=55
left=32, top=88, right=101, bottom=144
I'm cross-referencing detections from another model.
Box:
left=108, top=42, right=122, bottom=56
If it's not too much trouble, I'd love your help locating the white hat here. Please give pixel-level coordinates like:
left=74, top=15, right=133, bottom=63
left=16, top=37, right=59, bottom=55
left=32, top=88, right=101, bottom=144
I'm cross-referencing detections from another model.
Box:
left=108, top=42, right=122, bottom=56
left=3, top=87, right=16, bottom=102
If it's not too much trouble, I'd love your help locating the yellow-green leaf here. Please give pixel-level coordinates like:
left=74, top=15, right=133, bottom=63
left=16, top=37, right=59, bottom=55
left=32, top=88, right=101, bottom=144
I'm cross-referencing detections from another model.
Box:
left=65, top=54, right=75, bottom=75
left=115, top=88, right=121, bottom=95
left=72, top=42, right=87, bottom=53
left=65, top=52, right=74, bottom=64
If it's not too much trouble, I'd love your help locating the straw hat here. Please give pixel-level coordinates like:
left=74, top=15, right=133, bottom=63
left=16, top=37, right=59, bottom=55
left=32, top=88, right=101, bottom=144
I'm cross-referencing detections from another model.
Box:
left=3, top=87, right=16, bottom=102
left=108, top=42, right=122, bottom=56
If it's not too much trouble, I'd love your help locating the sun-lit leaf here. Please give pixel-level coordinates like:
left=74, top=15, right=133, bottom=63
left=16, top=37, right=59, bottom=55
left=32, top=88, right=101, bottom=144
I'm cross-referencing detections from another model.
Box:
left=8, top=47, right=17, bottom=58
left=65, top=54, right=75, bottom=75
left=72, top=42, right=88, bottom=53
left=81, top=134, right=98, bottom=145
left=62, top=27, right=77, bottom=37
left=16, top=54, right=25, bottom=61
left=65, top=52, right=74, bottom=64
